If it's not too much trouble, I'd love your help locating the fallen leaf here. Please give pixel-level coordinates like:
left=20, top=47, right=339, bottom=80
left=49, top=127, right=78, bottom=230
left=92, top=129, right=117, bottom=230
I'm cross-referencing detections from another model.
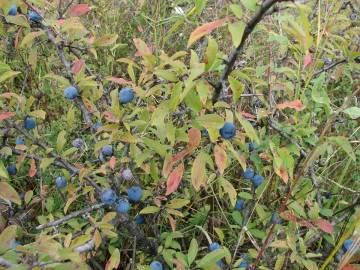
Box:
left=187, top=18, right=227, bottom=47
left=166, top=163, right=184, bottom=196
left=68, top=4, right=91, bottom=17
left=276, top=100, right=304, bottom=111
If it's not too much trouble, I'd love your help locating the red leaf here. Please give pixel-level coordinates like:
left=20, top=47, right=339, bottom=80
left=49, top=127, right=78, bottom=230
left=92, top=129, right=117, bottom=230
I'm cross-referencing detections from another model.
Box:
left=314, top=219, right=334, bottom=234
left=276, top=100, right=304, bottom=111
left=103, top=111, right=118, bottom=123
left=0, top=112, right=15, bottom=121
left=341, top=265, right=358, bottom=270
left=109, top=156, right=116, bottom=170
left=187, top=128, right=201, bottom=150
left=239, top=111, right=256, bottom=119
left=28, top=159, right=36, bottom=177
left=304, top=53, right=312, bottom=68
left=133, top=38, right=152, bottom=56
left=214, top=145, right=227, bottom=175
left=72, top=59, right=85, bottom=74
left=68, top=4, right=91, bottom=17
left=165, top=163, right=184, bottom=196
left=187, top=18, right=227, bottom=47
left=56, top=19, right=65, bottom=25
left=107, top=77, right=132, bottom=85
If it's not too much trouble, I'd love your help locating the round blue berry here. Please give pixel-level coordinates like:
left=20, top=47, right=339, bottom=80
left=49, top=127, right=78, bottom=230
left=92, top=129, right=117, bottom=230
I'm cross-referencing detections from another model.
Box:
left=115, top=198, right=131, bottom=213
left=119, top=87, right=134, bottom=104
left=121, top=168, right=133, bottom=181
left=24, top=117, right=36, bottom=129
left=64, top=86, right=78, bottom=100
left=242, top=168, right=255, bottom=180
left=101, top=145, right=113, bottom=156
left=251, top=174, right=264, bottom=188
left=270, top=212, right=282, bottom=225
left=127, top=186, right=143, bottom=202
left=343, top=239, right=353, bottom=252
left=238, top=260, right=248, bottom=268
left=72, top=138, right=84, bottom=148
left=220, top=122, right=236, bottom=139
left=235, top=199, right=245, bottom=211
left=209, top=242, right=221, bottom=251
left=15, top=137, right=25, bottom=145
left=135, top=215, right=145, bottom=224
left=216, top=259, right=224, bottom=268
left=248, top=142, right=258, bottom=152
left=150, top=261, right=163, bottom=270
left=101, top=188, right=117, bottom=205
left=7, top=165, right=17, bottom=176
left=55, top=176, right=67, bottom=189
left=8, top=5, right=17, bottom=16
left=28, top=11, right=42, bottom=22
left=201, top=129, right=209, bottom=137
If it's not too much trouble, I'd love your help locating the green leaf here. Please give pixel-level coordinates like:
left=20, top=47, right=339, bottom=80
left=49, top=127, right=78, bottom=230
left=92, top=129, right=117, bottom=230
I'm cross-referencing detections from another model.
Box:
left=205, top=38, right=218, bottom=70
left=197, top=249, right=227, bottom=269
left=196, top=114, right=224, bottom=129
left=343, top=106, right=360, bottom=119
left=20, top=31, right=45, bottom=47
left=187, top=238, right=198, bottom=266
left=196, top=80, right=210, bottom=104
left=142, top=138, right=171, bottom=157
left=228, top=21, right=245, bottom=47
left=184, top=89, right=202, bottom=112
left=235, top=112, right=260, bottom=144
left=106, top=248, right=120, bottom=270
left=166, top=199, right=190, bottom=209
left=140, top=206, right=160, bottom=214
left=238, top=191, right=252, bottom=200
left=242, top=0, right=257, bottom=11
left=328, top=136, right=356, bottom=161
left=0, top=161, right=9, bottom=180
left=56, top=131, right=67, bottom=153
left=0, top=71, right=21, bottom=83
left=154, top=69, right=178, bottom=82
left=220, top=178, right=237, bottom=207
left=93, top=34, right=118, bottom=47
left=229, top=77, right=244, bottom=102
left=5, top=15, right=30, bottom=27
left=229, top=4, right=243, bottom=19
left=40, top=158, right=55, bottom=171
left=311, top=74, right=331, bottom=112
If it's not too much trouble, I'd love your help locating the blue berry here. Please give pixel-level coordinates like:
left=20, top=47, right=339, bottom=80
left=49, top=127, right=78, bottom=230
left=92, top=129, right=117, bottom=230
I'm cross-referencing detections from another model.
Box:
left=248, top=142, right=258, bottom=152
left=93, top=121, right=102, bottom=131
left=115, top=198, right=131, bottom=213
left=201, top=129, right=209, bottom=137
left=10, top=240, right=21, bottom=253
left=251, top=175, right=264, bottom=188
left=15, top=137, right=25, bottom=145
left=55, top=176, right=67, bottom=189
left=121, top=168, right=133, bottom=181
left=7, top=165, right=17, bottom=176
left=216, top=259, right=224, bottom=268
left=64, top=86, right=78, bottom=100
left=238, top=260, right=248, bottom=268
left=119, top=87, right=134, bottom=104
left=101, top=188, right=117, bottom=205
left=101, top=145, right=113, bottom=156
left=135, top=215, right=145, bottom=224
left=343, top=239, right=353, bottom=252
left=270, top=212, right=282, bottom=225
left=28, top=11, right=42, bottom=22
left=242, top=168, right=255, bottom=180
left=24, top=117, right=36, bottom=129
left=219, top=122, right=236, bottom=139
left=150, top=261, right=163, bottom=270
left=8, top=5, right=17, bottom=16
left=127, top=186, right=143, bottom=202
left=209, top=242, right=221, bottom=251
left=72, top=138, right=84, bottom=148
left=235, top=199, right=245, bottom=211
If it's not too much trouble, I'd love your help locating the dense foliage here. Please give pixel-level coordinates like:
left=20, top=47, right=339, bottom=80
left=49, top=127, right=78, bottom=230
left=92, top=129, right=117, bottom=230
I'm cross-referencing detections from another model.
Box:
left=0, top=0, right=359, bottom=269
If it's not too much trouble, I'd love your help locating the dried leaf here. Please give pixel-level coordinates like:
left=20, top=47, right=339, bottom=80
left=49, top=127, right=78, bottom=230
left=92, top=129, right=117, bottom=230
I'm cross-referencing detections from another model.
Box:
left=109, top=156, right=116, bottom=170
left=214, top=145, right=227, bottom=175
left=314, top=219, right=334, bottom=234
left=133, top=38, right=152, bottom=56
left=68, top=4, right=91, bottom=17
left=28, top=159, right=36, bottom=177
left=276, top=100, right=304, bottom=111
left=72, top=59, right=85, bottom=74
left=188, top=19, right=227, bottom=47
left=166, top=163, right=184, bottom=196
left=0, top=182, right=21, bottom=205
left=191, top=152, right=206, bottom=191
left=106, top=76, right=132, bottom=85
left=0, top=112, right=15, bottom=121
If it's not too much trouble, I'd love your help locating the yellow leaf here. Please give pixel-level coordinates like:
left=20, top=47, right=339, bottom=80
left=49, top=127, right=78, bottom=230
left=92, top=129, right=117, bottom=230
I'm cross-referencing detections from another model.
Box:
left=191, top=151, right=206, bottom=191
left=0, top=182, right=21, bottom=205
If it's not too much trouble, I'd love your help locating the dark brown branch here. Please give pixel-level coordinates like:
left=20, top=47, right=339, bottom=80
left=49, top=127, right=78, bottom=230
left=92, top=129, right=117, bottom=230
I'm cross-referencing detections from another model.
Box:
left=313, top=59, right=347, bottom=77
left=212, top=0, right=290, bottom=103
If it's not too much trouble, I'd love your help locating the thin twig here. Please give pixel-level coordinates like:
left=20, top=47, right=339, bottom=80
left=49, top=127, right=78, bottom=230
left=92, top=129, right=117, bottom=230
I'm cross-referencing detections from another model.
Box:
left=313, top=59, right=347, bottom=77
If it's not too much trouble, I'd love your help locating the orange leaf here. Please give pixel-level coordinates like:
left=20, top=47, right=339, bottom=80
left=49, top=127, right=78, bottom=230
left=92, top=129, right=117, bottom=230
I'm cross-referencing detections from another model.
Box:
left=276, top=100, right=304, bottom=111
left=168, top=215, right=177, bottom=232
left=187, top=128, right=201, bottom=150
left=166, top=163, right=184, bottom=196
left=239, top=111, right=256, bottom=119
left=0, top=112, right=15, bottom=121
left=28, top=159, right=36, bottom=177
left=107, top=76, right=132, bottom=85
left=103, top=111, right=118, bottom=123
left=304, top=53, right=312, bottom=68
left=109, top=156, right=116, bottom=170
left=314, top=219, right=334, bottom=234
left=133, top=38, right=152, bottom=56
left=275, top=165, right=289, bottom=184
left=187, top=18, right=227, bottom=47
left=341, top=265, right=358, bottom=270
left=68, top=4, right=91, bottom=17
left=82, top=97, right=96, bottom=113
left=214, top=145, right=227, bottom=175
left=72, top=59, right=85, bottom=74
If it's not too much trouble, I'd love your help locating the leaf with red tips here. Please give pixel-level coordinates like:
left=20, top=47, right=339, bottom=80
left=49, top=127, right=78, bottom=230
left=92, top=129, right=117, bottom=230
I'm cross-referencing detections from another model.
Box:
left=314, top=219, right=334, bottom=234
left=106, top=76, right=132, bottom=85
left=28, top=159, right=36, bottom=177
left=187, top=18, right=227, bottom=48
left=72, top=59, right=85, bottom=74
left=304, top=53, right=312, bottom=68
left=214, top=145, right=227, bottom=175
left=103, top=111, right=118, bottom=123
left=133, top=38, right=152, bottom=56
left=109, top=156, right=116, bottom=170
left=276, top=100, right=304, bottom=111
left=68, top=4, right=91, bottom=17
left=166, top=163, right=184, bottom=196
left=0, top=112, right=15, bottom=121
